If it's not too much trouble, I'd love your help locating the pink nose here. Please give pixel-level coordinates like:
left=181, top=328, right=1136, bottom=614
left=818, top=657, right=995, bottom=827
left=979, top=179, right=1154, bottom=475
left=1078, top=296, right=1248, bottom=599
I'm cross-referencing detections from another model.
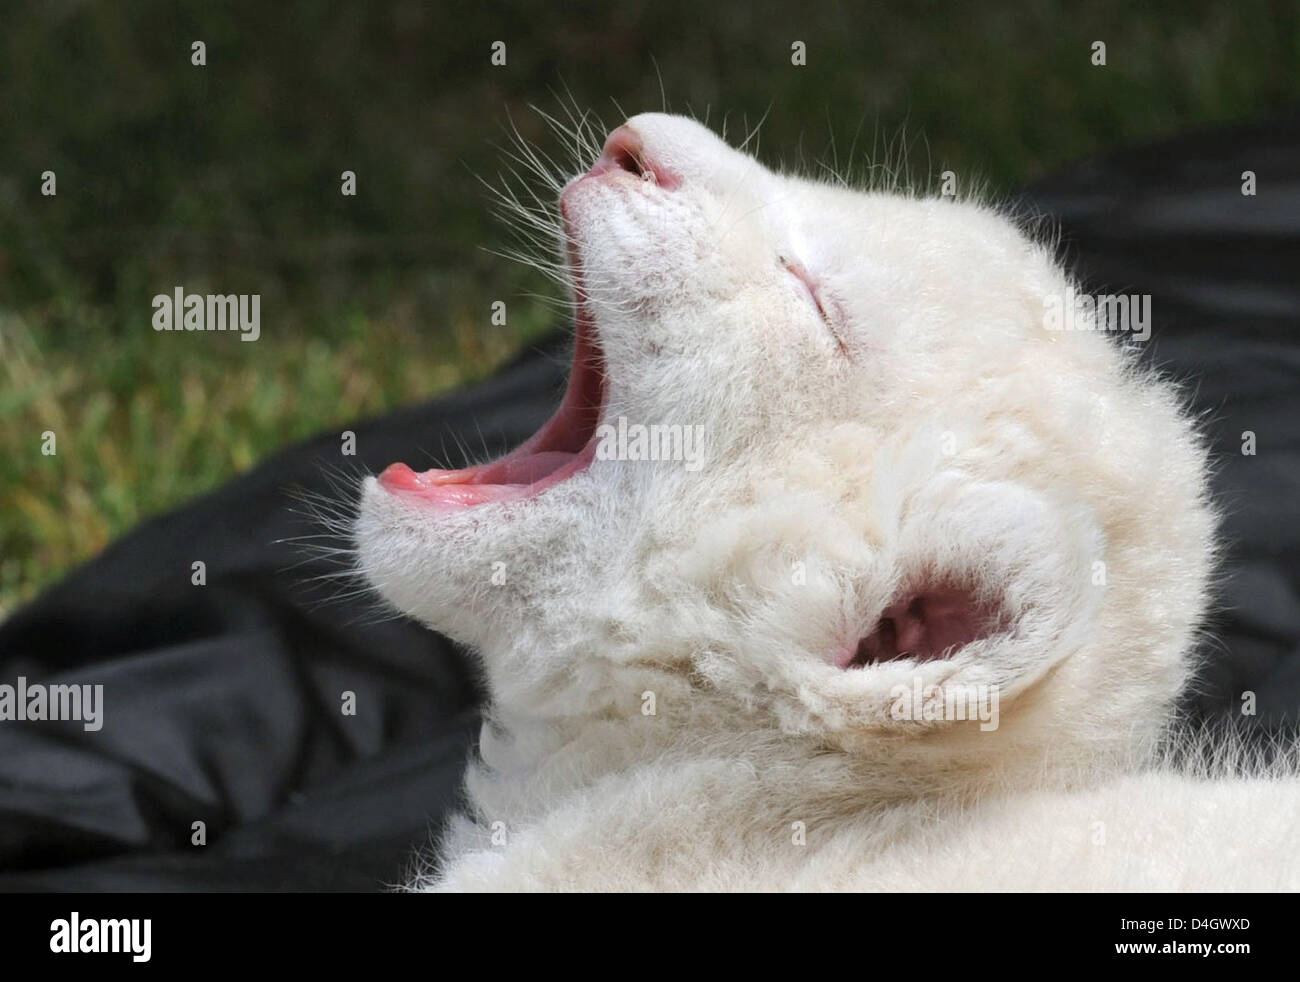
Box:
left=591, top=124, right=680, bottom=189
left=597, top=125, right=647, bottom=175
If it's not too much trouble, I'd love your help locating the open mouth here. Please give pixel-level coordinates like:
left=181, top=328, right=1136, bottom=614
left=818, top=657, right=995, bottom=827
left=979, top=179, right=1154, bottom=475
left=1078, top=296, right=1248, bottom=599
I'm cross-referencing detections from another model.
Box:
left=378, top=298, right=606, bottom=509
left=377, top=135, right=650, bottom=510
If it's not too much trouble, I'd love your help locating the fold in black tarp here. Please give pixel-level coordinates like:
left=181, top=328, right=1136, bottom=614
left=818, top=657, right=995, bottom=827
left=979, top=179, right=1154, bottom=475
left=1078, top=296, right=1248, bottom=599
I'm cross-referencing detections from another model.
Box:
left=2, top=117, right=1298, bottom=891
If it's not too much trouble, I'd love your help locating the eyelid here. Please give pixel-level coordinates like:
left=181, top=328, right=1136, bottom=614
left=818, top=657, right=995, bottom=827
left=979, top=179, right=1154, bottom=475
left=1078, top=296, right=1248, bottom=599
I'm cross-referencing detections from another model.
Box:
left=780, top=256, right=850, bottom=358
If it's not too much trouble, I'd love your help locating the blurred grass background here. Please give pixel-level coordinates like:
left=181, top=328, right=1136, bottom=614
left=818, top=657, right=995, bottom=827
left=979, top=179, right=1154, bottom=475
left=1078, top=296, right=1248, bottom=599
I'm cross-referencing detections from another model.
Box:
left=2, top=0, right=1298, bottom=615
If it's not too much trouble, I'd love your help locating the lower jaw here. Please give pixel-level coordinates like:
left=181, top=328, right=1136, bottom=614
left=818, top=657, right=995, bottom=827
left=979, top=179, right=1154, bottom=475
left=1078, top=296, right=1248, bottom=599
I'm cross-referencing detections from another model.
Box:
left=377, top=437, right=599, bottom=509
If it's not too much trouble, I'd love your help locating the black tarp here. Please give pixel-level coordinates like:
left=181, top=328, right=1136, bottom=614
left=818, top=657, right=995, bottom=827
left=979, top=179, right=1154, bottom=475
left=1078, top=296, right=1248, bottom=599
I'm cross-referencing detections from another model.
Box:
left=2, top=117, right=1298, bottom=891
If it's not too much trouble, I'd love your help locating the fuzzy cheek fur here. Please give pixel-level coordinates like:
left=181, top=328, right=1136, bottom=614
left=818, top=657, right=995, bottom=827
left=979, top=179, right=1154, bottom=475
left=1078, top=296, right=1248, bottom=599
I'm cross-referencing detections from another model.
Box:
left=354, top=112, right=1244, bottom=890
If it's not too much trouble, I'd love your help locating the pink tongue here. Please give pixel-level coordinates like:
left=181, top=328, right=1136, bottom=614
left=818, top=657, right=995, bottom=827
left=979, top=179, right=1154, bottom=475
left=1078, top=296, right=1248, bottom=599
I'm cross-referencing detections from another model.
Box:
left=480, top=451, right=576, bottom=485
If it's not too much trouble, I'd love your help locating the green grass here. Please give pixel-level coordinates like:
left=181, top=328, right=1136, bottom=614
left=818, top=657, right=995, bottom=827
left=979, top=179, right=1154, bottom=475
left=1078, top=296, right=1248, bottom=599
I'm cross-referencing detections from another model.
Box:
left=2, top=0, right=1298, bottom=615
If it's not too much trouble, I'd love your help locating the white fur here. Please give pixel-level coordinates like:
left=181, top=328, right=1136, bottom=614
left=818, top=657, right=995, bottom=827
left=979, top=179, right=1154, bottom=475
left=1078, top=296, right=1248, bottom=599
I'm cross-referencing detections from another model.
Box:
left=355, top=113, right=1295, bottom=891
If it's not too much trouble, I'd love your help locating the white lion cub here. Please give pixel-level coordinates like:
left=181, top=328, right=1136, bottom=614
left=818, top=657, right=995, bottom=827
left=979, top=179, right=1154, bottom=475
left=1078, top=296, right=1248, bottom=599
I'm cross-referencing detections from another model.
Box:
left=356, top=113, right=1299, bottom=891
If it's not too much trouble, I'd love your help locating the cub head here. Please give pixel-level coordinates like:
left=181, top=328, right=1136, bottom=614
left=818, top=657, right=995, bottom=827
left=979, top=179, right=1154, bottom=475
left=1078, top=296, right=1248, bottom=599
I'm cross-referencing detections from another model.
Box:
left=356, top=113, right=1214, bottom=776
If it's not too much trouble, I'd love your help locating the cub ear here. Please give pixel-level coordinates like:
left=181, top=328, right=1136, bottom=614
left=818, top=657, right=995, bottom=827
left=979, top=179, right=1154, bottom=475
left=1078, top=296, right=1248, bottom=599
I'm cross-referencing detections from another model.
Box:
left=846, top=472, right=1104, bottom=698
left=845, top=581, right=1003, bottom=667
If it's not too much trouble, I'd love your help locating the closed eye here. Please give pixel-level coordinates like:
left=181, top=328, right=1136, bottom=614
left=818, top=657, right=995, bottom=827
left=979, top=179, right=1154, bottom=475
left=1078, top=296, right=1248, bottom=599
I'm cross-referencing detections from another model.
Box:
left=780, top=256, right=850, bottom=359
